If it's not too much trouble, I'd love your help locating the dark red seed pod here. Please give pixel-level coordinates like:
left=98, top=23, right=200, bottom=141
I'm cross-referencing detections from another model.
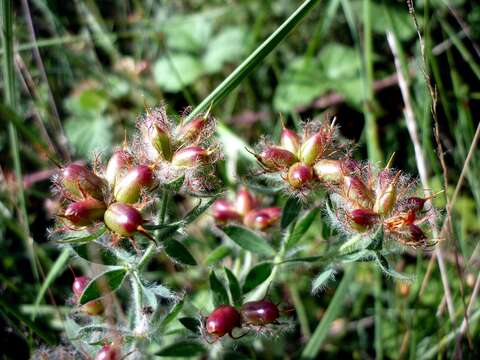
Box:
left=63, top=198, right=106, bottom=227
left=349, top=209, right=379, bottom=230
left=408, top=224, right=427, bottom=243
left=95, top=344, right=121, bottom=360
left=104, top=203, right=144, bottom=236
left=287, top=162, right=313, bottom=188
left=398, top=197, right=427, bottom=213
left=212, top=199, right=241, bottom=223
left=61, top=164, right=105, bottom=200
left=240, top=300, right=280, bottom=326
left=114, top=165, right=155, bottom=204
left=257, top=146, right=297, bottom=170
left=206, top=305, right=242, bottom=338
left=235, top=187, right=257, bottom=216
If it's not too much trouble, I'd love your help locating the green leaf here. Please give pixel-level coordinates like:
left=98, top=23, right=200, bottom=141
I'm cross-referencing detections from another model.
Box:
left=79, top=268, right=128, bottom=305
left=163, top=12, right=215, bottom=52
left=179, top=317, right=202, bottom=335
left=186, top=0, right=321, bottom=121
left=374, top=253, right=413, bottom=282
left=242, top=262, right=273, bottom=294
left=205, top=244, right=231, bottom=265
left=223, top=225, right=275, bottom=257
left=203, top=26, right=247, bottom=73
left=153, top=53, right=204, bottom=92
left=311, top=268, right=334, bottom=294
left=165, top=175, right=185, bottom=192
left=53, top=226, right=106, bottom=244
left=183, top=197, right=217, bottom=224
left=285, top=207, right=319, bottom=249
left=281, top=196, right=302, bottom=229
left=160, top=299, right=184, bottom=329
left=163, top=239, right=197, bottom=266
left=32, top=248, right=70, bottom=320
left=209, top=270, right=230, bottom=307
left=225, top=268, right=242, bottom=307
left=73, top=242, right=121, bottom=266
left=156, top=340, right=205, bottom=357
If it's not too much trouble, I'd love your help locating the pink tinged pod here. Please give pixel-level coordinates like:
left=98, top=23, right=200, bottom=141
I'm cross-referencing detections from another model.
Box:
left=235, top=187, right=257, bottom=216
left=104, top=203, right=144, bottom=236
left=171, top=146, right=208, bottom=168
left=72, top=276, right=90, bottom=298
left=206, top=305, right=242, bottom=337
left=313, top=159, right=343, bottom=184
left=287, top=162, right=313, bottom=188
left=243, top=207, right=281, bottom=230
left=95, top=344, right=121, bottom=360
left=349, top=208, right=379, bottom=232
left=300, top=133, right=323, bottom=166
left=280, top=128, right=301, bottom=155
left=398, top=197, right=427, bottom=213
left=257, top=146, right=297, bottom=170
left=177, top=117, right=207, bottom=144
left=240, top=300, right=280, bottom=325
left=212, top=199, right=241, bottom=223
left=61, top=164, right=105, bottom=200
left=113, top=165, right=155, bottom=204
left=63, top=198, right=106, bottom=227
left=342, top=175, right=374, bottom=208
left=373, top=171, right=400, bottom=216
left=105, top=149, right=133, bottom=186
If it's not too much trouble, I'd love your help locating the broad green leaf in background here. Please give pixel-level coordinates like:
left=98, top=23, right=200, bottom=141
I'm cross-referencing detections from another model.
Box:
left=281, top=196, right=302, bottom=229
left=285, top=207, right=320, bottom=250
left=203, top=26, right=247, bottom=73
left=79, top=268, right=128, bottom=304
left=225, top=267, right=242, bottom=307
left=163, top=238, right=197, bottom=266
left=156, top=340, right=205, bottom=357
left=209, top=270, right=230, bottom=307
left=153, top=54, right=204, bottom=92
left=223, top=225, right=275, bottom=256
left=65, top=115, right=113, bottom=158
left=205, top=244, right=231, bottom=265
left=242, top=262, right=273, bottom=293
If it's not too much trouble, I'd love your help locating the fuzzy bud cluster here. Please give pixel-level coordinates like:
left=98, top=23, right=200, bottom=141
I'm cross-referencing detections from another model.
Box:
left=212, top=187, right=281, bottom=230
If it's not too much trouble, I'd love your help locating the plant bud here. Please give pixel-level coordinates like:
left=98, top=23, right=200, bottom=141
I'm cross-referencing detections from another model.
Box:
left=398, top=197, right=427, bottom=213
left=280, top=128, right=301, bottom=155
left=83, top=300, right=105, bottom=316
left=95, top=344, right=121, bottom=360
left=373, top=171, right=400, bottom=216
left=72, top=276, right=90, bottom=298
left=63, top=198, right=106, bottom=227
left=300, top=133, right=323, bottom=166
left=349, top=209, right=379, bottom=232
left=114, top=165, right=155, bottom=204
left=342, top=175, right=373, bottom=208
left=171, top=146, right=208, bottom=168
left=149, top=124, right=172, bottom=161
left=287, top=162, right=313, bottom=188
left=72, top=276, right=104, bottom=316
left=235, top=187, right=257, bottom=216
left=206, top=305, right=242, bottom=338
left=104, top=203, right=144, bottom=236
left=313, top=159, right=342, bottom=183
left=177, top=117, right=207, bottom=144
left=241, top=300, right=280, bottom=325
left=257, top=146, right=297, bottom=170
left=105, top=149, right=133, bottom=186
left=243, top=207, right=281, bottom=230
left=212, top=199, right=241, bottom=223
left=61, top=164, right=105, bottom=200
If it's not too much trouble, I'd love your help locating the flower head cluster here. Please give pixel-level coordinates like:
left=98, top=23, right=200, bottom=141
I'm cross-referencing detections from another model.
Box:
left=251, top=118, right=350, bottom=198
left=212, top=187, right=281, bottom=230
left=135, top=107, right=221, bottom=194
left=327, top=159, right=436, bottom=248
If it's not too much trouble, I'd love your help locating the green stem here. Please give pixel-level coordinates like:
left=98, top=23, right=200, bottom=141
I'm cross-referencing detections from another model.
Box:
left=130, top=273, right=143, bottom=331
left=1, top=0, right=38, bottom=280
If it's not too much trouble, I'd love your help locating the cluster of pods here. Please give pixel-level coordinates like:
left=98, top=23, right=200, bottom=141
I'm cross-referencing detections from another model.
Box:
left=203, top=300, right=283, bottom=343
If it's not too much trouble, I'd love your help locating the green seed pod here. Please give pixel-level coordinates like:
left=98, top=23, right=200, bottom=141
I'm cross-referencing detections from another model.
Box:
left=105, top=149, right=133, bottom=187
left=149, top=125, right=172, bottom=161
left=300, top=133, right=323, bottom=166
left=373, top=171, right=400, bottom=216
left=61, top=164, right=105, bottom=200
left=113, top=165, right=155, bottom=204
left=104, top=203, right=144, bottom=236
left=280, top=128, right=301, bottom=156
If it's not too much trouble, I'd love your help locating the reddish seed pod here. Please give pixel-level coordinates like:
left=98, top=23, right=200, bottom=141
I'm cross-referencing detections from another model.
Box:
left=177, top=117, right=207, bottom=144
left=342, top=175, right=374, bottom=208
left=63, top=198, right=106, bottom=227
left=95, top=344, right=121, bottom=360
left=257, top=146, right=297, bottom=170
left=280, top=128, right=301, bottom=155
left=235, top=187, right=257, bottom=216
left=287, top=162, right=313, bottom=188
left=243, top=207, right=281, bottom=230
left=171, top=146, right=208, bottom=168
left=105, top=149, right=133, bottom=186
left=104, top=203, right=144, bottom=236
left=240, top=300, right=280, bottom=326
left=408, top=224, right=427, bottom=243
left=212, top=199, right=241, bottom=223
left=206, top=305, right=242, bottom=338
left=349, top=209, right=379, bottom=232
left=398, top=197, right=427, bottom=213
left=300, top=133, right=323, bottom=166
left=61, top=164, right=105, bottom=200
left=114, top=165, right=155, bottom=204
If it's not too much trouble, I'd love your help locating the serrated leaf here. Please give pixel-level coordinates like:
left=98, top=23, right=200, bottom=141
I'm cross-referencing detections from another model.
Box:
left=73, top=241, right=120, bottom=266
left=223, top=225, right=275, bottom=257
left=205, top=244, right=231, bottom=265
left=79, top=268, right=128, bottom=304
left=156, top=340, right=205, bottom=357
left=242, top=262, right=273, bottom=294
left=285, top=207, right=319, bottom=249
left=153, top=54, right=204, bottom=92
left=209, top=271, right=229, bottom=307
left=225, top=268, right=242, bottom=307
left=179, top=317, right=201, bottom=334
left=281, top=196, right=302, bottom=229
left=312, top=268, right=334, bottom=294
left=163, top=239, right=197, bottom=266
